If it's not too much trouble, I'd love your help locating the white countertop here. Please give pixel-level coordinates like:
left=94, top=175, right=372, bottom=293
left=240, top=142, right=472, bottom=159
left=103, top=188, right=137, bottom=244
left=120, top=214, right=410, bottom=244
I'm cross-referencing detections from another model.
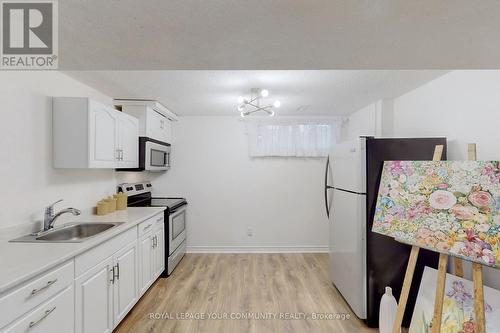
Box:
left=0, top=207, right=165, bottom=294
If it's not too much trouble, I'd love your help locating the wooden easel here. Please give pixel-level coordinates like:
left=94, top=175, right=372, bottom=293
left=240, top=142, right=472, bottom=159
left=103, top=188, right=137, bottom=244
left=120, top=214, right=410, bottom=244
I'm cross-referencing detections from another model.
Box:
left=468, top=143, right=486, bottom=333
left=391, top=143, right=486, bottom=333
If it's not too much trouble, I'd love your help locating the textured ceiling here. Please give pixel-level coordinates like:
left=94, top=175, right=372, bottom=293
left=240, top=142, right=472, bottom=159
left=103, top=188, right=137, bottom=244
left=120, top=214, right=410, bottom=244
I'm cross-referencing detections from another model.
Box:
left=65, top=70, right=447, bottom=115
left=58, top=0, right=500, bottom=69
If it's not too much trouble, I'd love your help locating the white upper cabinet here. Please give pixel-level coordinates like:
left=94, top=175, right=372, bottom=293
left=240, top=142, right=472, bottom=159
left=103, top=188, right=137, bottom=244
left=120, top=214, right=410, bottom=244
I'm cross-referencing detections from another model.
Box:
left=117, top=113, right=139, bottom=168
left=120, top=105, right=173, bottom=144
left=53, top=97, right=139, bottom=169
left=89, top=102, right=119, bottom=168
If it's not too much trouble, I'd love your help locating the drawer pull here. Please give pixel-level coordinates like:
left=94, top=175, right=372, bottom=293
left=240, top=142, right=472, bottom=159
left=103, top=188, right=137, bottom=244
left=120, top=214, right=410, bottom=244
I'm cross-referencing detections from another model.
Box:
left=28, top=306, right=56, bottom=328
left=143, top=224, right=152, bottom=231
left=157, top=217, right=163, bottom=222
left=30, top=279, right=58, bottom=296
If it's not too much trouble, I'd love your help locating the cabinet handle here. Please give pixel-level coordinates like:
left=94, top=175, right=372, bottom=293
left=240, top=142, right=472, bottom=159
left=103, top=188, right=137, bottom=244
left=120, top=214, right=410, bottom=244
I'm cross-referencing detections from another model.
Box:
left=30, top=279, right=57, bottom=296
left=143, top=224, right=152, bottom=231
left=120, top=149, right=124, bottom=160
left=115, top=263, right=120, bottom=280
left=110, top=267, right=115, bottom=284
left=151, top=236, right=155, bottom=248
left=28, top=306, right=56, bottom=328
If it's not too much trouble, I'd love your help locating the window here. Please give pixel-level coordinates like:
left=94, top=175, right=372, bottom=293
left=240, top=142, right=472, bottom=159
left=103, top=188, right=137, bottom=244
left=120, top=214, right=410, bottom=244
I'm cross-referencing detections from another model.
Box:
left=245, top=118, right=340, bottom=157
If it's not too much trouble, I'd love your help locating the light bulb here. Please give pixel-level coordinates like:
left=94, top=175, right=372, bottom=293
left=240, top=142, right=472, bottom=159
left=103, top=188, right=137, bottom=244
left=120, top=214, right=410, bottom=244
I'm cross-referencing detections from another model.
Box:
left=237, top=96, right=244, bottom=104
left=273, top=100, right=281, bottom=108
left=269, top=110, right=275, bottom=117
left=240, top=111, right=247, bottom=118
left=260, top=89, right=269, bottom=97
left=237, top=104, right=245, bottom=111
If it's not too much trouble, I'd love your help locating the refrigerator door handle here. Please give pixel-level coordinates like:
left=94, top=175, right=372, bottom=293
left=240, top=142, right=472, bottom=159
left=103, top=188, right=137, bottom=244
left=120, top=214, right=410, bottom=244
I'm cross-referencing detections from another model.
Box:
left=324, top=156, right=334, bottom=218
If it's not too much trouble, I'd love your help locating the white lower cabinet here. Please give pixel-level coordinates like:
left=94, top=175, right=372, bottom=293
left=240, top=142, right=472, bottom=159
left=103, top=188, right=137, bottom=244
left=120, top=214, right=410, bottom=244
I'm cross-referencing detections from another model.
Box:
left=113, top=241, right=138, bottom=324
left=75, top=239, right=138, bottom=333
left=138, top=231, right=154, bottom=295
left=1, top=211, right=165, bottom=333
left=138, top=218, right=165, bottom=297
left=153, top=223, right=165, bottom=279
left=75, top=257, right=114, bottom=333
left=3, top=286, right=74, bottom=333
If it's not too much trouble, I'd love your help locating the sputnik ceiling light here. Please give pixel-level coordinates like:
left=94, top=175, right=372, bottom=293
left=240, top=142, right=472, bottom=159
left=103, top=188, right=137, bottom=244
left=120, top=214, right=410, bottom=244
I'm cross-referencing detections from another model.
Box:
left=237, top=88, right=281, bottom=117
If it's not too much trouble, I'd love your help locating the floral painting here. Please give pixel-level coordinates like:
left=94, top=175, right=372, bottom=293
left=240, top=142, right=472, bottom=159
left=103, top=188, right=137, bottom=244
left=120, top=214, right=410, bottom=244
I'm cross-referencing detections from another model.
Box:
left=372, top=161, right=500, bottom=267
left=409, top=266, right=500, bottom=333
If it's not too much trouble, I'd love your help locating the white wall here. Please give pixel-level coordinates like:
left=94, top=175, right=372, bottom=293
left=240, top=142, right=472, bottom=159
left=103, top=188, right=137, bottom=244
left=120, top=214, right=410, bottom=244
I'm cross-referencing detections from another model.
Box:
left=342, top=99, right=394, bottom=141
left=342, top=103, right=378, bottom=141
left=151, top=116, right=329, bottom=252
left=0, top=72, right=142, bottom=237
left=391, top=70, right=500, bottom=288
left=392, top=70, right=500, bottom=160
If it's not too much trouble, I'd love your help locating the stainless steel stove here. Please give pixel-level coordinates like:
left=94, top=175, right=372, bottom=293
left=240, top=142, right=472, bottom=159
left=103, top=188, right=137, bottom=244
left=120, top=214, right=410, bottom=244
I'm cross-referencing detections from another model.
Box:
left=118, top=182, right=187, bottom=276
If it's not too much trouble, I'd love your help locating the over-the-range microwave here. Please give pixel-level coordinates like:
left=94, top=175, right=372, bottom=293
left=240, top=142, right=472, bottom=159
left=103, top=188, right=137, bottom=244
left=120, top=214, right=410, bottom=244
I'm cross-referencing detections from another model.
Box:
left=121, top=137, right=171, bottom=172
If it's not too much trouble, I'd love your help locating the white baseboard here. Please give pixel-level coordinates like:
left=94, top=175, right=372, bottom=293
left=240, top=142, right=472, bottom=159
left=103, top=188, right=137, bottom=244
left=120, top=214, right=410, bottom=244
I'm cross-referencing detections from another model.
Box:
left=186, top=245, right=329, bottom=253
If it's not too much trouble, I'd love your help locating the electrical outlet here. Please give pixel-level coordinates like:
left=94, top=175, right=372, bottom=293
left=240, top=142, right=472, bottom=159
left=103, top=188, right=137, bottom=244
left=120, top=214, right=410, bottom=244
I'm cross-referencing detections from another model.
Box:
left=247, top=228, right=253, bottom=237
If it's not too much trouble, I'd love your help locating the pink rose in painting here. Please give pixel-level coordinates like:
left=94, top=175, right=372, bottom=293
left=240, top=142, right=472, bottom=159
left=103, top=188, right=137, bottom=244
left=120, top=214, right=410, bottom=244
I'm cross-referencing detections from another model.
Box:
left=436, top=241, right=450, bottom=251
left=437, top=183, right=449, bottom=189
left=468, top=191, right=493, bottom=208
left=428, top=190, right=457, bottom=210
left=462, top=320, right=475, bottom=333
left=416, top=228, right=432, bottom=239
left=450, top=204, right=478, bottom=220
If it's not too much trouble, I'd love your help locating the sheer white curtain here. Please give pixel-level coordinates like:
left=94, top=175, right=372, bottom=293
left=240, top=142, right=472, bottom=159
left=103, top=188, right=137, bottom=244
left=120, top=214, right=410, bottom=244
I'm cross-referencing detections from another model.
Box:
left=245, top=118, right=340, bottom=157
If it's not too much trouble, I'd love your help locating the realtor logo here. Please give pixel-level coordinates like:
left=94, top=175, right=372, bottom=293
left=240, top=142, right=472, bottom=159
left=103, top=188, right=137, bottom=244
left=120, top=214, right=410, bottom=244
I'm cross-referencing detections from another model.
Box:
left=1, top=0, right=58, bottom=69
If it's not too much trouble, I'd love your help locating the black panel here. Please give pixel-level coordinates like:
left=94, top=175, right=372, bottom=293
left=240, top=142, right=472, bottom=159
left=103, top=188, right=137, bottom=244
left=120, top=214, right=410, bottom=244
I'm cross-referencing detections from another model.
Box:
left=365, top=137, right=447, bottom=328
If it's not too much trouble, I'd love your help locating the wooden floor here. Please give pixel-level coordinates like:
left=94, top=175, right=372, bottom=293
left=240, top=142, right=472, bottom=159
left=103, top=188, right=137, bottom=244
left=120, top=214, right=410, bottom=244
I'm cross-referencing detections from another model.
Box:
left=115, top=253, right=378, bottom=333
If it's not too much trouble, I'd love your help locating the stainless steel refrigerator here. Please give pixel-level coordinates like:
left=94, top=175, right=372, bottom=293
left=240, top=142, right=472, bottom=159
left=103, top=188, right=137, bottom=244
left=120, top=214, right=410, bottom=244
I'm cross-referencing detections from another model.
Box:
left=324, top=136, right=447, bottom=327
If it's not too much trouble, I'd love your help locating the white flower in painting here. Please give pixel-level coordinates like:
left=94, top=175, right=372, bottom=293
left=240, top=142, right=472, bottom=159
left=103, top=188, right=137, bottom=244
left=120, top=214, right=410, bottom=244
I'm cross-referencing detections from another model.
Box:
left=475, top=223, right=490, bottom=233
left=398, top=174, right=407, bottom=183
left=428, top=190, right=457, bottom=210
left=494, top=216, right=500, bottom=225
left=460, top=161, right=478, bottom=172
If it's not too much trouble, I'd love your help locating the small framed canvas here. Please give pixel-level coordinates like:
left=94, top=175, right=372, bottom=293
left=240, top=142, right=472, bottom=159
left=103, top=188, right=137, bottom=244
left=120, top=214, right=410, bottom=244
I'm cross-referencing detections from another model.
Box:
left=410, top=266, right=500, bottom=333
left=372, top=161, right=500, bottom=267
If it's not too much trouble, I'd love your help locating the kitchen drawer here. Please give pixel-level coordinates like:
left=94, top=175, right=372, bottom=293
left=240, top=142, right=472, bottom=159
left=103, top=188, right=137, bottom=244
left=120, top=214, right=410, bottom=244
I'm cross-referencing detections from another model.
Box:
left=75, top=227, right=136, bottom=277
left=0, top=260, right=74, bottom=328
left=2, top=286, right=74, bottom=333
left=138, top=213, right=163, bottom=237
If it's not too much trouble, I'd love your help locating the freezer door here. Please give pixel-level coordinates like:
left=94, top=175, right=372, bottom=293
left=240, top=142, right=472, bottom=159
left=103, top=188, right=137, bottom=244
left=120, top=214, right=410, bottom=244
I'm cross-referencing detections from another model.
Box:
left=329, top=188, right=366, bottom=319
left=330, top=137, right=366, bottom=193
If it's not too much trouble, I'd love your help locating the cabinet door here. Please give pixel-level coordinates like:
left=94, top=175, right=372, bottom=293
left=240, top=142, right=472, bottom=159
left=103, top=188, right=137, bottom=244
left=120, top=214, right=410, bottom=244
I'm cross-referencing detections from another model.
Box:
left=117, top=113, right=139, bottom=168
left=138, top=233, right=153, bottom=296
left=89, top=103, right=118, bottom=168
left=153, top=225, right=165, bottom=278
left=146, top=109, right=166, bottom=142
left=113, top=241, right=138, bottom=325
left=163, top=119, right=172, bottom=144
left=75, top=257, right=114, bottom=333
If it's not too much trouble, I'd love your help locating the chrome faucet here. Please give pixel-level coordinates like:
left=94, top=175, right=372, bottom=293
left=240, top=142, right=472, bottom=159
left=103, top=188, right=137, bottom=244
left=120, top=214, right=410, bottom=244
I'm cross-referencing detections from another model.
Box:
left=43, top=199, right=81, bottom=231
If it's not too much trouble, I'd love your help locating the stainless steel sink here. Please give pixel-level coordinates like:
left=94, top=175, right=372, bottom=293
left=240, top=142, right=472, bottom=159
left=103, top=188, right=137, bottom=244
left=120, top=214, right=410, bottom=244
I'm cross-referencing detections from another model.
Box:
left=10, top=223, right=121, bottom=243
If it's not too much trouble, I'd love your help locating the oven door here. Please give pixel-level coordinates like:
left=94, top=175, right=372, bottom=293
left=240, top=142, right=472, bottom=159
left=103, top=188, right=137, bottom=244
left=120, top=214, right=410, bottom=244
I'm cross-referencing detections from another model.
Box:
left=144, top=140, right=171, bottom=171
left=169, top=205, right=186, bottom=255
